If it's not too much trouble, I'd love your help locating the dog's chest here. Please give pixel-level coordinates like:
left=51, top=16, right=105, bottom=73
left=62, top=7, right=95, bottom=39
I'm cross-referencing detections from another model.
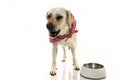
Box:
left=57, top=39, right=70, bottom=46
left=55, top=33, right=76, bottom=47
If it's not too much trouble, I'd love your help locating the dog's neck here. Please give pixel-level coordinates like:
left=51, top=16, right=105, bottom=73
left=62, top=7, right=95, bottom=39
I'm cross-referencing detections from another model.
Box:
left=49, top=20, right=78, bottom=43
left=59, top=24, right=69, bottom=36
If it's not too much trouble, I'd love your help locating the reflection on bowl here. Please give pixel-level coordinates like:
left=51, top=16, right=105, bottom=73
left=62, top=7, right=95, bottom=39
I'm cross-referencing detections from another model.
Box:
left=84, top=63, right=104, bottom=69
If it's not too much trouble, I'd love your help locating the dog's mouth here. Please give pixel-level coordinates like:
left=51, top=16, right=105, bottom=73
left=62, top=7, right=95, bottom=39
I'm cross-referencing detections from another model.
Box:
left=49, top=29, right=60, bottom=37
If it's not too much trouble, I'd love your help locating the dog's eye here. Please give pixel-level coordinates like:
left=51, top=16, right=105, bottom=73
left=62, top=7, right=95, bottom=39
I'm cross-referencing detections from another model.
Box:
left=47, top=14, right=52, bottom=19
left=56, top=15, right=63, bottom=21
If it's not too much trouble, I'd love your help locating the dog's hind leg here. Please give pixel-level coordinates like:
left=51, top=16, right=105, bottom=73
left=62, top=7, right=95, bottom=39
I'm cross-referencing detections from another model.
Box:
left=71, top=46, right=80, bottom=70
left=62, top=46, right=66, bottom=62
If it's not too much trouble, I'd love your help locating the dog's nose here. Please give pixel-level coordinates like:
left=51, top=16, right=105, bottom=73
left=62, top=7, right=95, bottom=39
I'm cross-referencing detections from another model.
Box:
left=46, top=23, right=54, bottom=31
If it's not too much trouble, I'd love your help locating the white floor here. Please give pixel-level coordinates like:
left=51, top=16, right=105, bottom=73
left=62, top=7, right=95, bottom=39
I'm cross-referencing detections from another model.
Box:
left=0, top=45, right=117, bottom=80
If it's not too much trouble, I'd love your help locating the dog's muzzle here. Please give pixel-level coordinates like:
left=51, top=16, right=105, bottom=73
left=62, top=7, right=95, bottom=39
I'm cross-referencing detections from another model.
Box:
left=46, top=23, right=60, bottom=37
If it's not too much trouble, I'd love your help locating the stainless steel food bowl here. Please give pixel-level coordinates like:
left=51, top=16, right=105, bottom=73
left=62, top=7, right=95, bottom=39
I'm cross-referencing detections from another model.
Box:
left=80, top=63, right=106, bottom=79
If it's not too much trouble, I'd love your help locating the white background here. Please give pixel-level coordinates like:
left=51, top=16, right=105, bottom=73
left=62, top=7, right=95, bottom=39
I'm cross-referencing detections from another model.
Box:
left=0, top=0, right=120, bottom=80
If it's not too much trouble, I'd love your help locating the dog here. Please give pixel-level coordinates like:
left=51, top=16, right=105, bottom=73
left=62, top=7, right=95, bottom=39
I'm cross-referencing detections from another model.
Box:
left=46, top=7, right=80, bottom=76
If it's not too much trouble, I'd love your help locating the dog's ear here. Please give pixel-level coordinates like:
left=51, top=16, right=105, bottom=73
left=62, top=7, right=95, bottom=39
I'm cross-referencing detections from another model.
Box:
left=66, top=10, right=75, bottom=28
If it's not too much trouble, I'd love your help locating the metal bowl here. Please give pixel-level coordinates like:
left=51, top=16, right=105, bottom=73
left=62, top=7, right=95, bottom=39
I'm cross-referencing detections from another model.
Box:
left=80, top=63, right=106, bottom=79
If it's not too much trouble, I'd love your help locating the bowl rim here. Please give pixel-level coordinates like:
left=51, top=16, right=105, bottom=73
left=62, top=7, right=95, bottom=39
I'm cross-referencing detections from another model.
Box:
left=83, top=63, right=104, bottom=69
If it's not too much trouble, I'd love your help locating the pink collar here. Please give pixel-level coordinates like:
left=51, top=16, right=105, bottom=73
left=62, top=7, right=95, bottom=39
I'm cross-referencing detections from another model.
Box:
left=49, top=20, right=78, bottom=43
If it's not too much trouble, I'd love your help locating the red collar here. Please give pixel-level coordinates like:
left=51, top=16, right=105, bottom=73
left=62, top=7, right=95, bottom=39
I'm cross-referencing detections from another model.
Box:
left=49, top=20, right=78, bottom=43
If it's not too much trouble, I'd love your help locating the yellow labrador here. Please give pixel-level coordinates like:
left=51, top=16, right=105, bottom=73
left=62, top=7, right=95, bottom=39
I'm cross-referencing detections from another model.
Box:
left=46, top=7, right=80, bottom=76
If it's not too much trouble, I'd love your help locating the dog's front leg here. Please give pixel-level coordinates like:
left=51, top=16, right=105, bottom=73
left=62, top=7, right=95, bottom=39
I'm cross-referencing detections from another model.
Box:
left=50, top=44, right=58, bottom=76
left=71, top=46, right=80, bottom=70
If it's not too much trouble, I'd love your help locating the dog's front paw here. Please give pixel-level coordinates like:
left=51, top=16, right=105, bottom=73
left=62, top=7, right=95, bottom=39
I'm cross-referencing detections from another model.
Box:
left=62, top=59, right=66, bottom=62
left=74, top=66, right=80, bottom=70
left=50, top=69, right=56, bottom=76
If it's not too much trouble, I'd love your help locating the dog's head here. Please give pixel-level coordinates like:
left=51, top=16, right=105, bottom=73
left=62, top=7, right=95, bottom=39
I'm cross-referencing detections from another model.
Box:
left=46, top=7, right=75, bottom=37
